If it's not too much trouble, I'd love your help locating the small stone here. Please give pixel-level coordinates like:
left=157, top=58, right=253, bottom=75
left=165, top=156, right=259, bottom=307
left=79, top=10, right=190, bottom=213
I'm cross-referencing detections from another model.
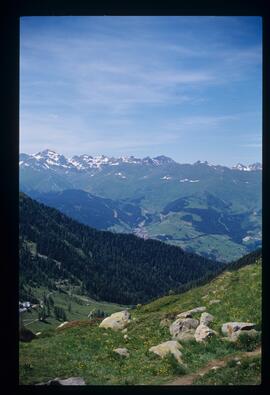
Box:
left=57, top=321, right=69, bottom=329
left=209, top=299, right=220, bottom=305
left=123, top=334, right=129, bottom=340
left=113, top=347, right=129, bottom=357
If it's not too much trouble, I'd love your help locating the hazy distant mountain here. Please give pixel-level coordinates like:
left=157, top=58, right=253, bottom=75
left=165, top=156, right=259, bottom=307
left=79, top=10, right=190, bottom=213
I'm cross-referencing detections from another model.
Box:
left=20, top=149, right=261, bottom=173
left=29, top=189, right=144, bottom=231
left=20, top=149, right=262, bottom=262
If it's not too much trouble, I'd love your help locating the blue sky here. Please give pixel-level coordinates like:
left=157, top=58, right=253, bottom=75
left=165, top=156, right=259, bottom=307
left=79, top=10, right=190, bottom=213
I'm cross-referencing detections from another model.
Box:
left=20, top=16, right=262, bottom=166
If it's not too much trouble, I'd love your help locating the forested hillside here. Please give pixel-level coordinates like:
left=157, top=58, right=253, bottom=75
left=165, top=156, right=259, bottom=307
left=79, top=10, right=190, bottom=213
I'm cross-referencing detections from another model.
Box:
left=19, top=193, right=223, bottom=305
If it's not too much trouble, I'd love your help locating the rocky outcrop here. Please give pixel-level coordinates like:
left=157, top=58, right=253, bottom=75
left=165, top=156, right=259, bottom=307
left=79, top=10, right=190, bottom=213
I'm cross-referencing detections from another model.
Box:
left=223, top=328, right=259, bottom=342
left=194, top=324, right=217, bottom=342
left=99, top=310, right=131, bottom=331
left=113, top=347, right=129, bottom=357
left=221, top=322, right=257, bottom=342
left=149, top=341, right=183, bottom=363
left=176, top=306, right=206, bottom=319
left=170, top=317, right=199, bottom=340
left=221, top=322, right=256, bottom=336
left=200, top=312, right=214, bottom=326
left=36, top=377, right=86, bottom=385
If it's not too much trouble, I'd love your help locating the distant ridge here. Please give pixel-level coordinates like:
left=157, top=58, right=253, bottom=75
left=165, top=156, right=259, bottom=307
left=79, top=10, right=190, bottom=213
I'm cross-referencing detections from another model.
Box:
left=19, top=149, right=262, bottom=172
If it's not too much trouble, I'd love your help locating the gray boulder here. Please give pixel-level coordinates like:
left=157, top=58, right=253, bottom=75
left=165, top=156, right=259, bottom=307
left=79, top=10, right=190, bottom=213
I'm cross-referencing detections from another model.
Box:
left=36, top=377, right=86, bottom=385
left=99, top=310, right=131, bottom=331
left=194, top=324, right=217, bottom=342
left=177, top=306, right=206, bottom=319
left=222, top=328, right=259, bottom=342
left=170, top=317, right=199, bottom=340
left=149, top=340, right=183, bottom=363
left=221, top=322, right=256, bottom=337
left=200, top=312, right=214, bottom=326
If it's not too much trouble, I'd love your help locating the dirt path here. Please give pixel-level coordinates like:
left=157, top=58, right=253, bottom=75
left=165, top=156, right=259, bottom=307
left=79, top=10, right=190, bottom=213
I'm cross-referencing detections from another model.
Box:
left=165, top=347, right=261, bottom=385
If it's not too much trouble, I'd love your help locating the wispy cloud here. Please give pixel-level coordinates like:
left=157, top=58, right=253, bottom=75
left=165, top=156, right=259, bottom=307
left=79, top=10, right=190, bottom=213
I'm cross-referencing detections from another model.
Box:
left=20, top=16, right=262, bottom=164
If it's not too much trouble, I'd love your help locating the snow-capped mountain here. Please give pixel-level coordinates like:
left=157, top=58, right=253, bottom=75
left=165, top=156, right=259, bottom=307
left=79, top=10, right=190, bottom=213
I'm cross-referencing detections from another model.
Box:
left=19, top=149, right=262, bottom=263
left=232, top=163, right=262, bottom=172
left=19, top=150, right=177, bottom=171
left=19, top=149, right=262, bottom=172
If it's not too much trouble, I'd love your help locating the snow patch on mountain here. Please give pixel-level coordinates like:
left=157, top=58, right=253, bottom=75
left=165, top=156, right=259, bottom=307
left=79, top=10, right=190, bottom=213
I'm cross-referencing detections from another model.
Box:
left=232, top=163, right=262, bottom=172
left=161, top=176, right=172, bottom=180
left=180, top=178, right=200, bottom=183
left=19, top=149, right=262, bottom=173
left=115, top=172, right=127, bottom=179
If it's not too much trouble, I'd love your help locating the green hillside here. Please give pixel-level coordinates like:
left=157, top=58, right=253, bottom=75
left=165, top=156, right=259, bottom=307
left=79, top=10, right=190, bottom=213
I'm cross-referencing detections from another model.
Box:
left=19, top=255, right=261, bottom=385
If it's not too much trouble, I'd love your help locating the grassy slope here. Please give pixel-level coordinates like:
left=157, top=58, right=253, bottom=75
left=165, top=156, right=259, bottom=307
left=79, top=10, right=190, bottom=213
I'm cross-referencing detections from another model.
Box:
left=19, top=258, right=261, bottom=385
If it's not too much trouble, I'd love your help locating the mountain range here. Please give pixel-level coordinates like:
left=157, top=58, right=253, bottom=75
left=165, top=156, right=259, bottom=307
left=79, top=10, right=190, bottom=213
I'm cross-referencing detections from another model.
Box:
left=20, top=149, right=262, bottom=172
left=19, top=149, right=262, bottom=262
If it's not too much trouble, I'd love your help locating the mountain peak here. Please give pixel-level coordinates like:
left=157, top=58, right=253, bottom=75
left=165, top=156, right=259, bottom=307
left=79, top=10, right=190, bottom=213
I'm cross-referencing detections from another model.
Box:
left=152, top=155, right=175, bottom=164
left=194, top=160, right=209, bottom=166
left=232, top=163, right=262, bottom=171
